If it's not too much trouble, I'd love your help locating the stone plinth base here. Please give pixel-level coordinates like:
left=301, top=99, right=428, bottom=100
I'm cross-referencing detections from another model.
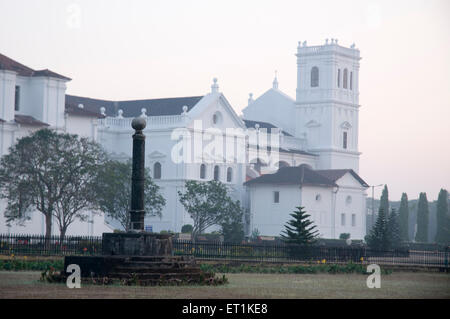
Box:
left=102, top=232, right=173, bottom=256
left=59, top=255, right=228, bottom=286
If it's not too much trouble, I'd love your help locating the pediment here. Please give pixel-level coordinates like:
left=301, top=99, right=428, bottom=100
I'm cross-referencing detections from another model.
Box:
left=340, top=121, right=352, bottom=129
left=148, top=150, right=166, bottom=159
left=305, top=120, right=321, bottom=128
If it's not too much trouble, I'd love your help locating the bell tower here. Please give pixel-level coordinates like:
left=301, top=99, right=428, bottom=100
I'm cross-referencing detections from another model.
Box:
left=295, top=39, right=362, bottom=172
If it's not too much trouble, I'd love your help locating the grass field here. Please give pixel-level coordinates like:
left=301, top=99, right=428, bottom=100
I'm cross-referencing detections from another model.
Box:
left=0, top=271, right=449, bottom=299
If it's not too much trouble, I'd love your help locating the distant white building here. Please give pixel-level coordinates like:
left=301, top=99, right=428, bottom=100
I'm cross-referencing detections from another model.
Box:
left=0, top=39, right=368, bottom=239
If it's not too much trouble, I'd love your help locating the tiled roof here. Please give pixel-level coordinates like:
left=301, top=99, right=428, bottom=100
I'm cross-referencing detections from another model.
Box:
left=244, top=165, right=338, bottom=187
left=32, top=69, right=71, bottom=81
left=65, top=104, right=105, bottom=118
left=247, top=145, right=317, bottom=157
left=14, top=115, right=49, bottom=126
left=243, top=119, right=293, bottom=136
left=65, top=94, right=204, bottom=117
left=316, top=169, right=369, bottom=187
left=0, top=53, right=34, bottom=76
left=0, top=53, right=70, bottom=80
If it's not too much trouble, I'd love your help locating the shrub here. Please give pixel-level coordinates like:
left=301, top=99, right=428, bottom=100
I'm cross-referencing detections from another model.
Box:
left=181, top=224, right=193, bottom=233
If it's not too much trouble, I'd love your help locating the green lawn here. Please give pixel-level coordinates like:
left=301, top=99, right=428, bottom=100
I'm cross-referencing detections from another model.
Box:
left=0, top=271, right=448, bottom=299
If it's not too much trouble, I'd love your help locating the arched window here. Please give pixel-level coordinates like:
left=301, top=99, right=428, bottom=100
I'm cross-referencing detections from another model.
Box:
left=337, top=69, right=341, bottom=88
left=226, top=167, right=232, bottom=182
left=213, top=165, right=220, bottom=181
left=153, top=162, right=161, bottom=179
left=310, top=66, right=319, bottom=87
left=343, top=131, right=348, bottom=149
left=343, top=69, right=348, bottom=89
left=200, top=164, right=206, bottom=179
left=350, top=72, right=353, bottom=90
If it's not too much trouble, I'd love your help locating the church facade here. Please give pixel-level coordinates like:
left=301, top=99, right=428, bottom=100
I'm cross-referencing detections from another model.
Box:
left=0, top=40, right=368, bottom=239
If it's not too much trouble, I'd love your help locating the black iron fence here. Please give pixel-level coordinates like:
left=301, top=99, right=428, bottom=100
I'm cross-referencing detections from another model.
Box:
left=173, top=240, right=449, bottom=268
left=0, top=234, right=101, bottom=256
left=0, top=234, right=448, bottom=269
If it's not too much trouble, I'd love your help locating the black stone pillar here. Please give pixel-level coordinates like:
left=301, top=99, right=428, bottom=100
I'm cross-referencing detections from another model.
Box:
left=130, top=117, right=147, bottom=232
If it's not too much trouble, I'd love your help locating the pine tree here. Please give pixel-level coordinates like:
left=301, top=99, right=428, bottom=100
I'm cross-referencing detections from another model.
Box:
left=379, top=185, right=389, bottom=218
left=281, top=206, right=318, bottom=245
left=398, top=193, right=410, bottom=241
left=435, top=189, right=449, bottom=244
left=366, top=208, right=390, bottom=250
left=415, top=192, right=429, bottom=243
left=387, top=208, right=402, bottom=248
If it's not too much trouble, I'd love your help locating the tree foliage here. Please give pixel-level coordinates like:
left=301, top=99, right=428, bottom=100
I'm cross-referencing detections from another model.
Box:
left=0, top=129, right=106, bottom=239
left=221, top=203, right=245, bottom=243
left=379, top=185, right=389, bottom=219
left=178, top=180, right=243, bottom=240
left=96, top=160, right=165, bottom=231
left=281, top=206, right=318, bottom=245
left=366, top=208, right=390, bottom=250
left=435, top=188, right=449, bottom=244
left=181, top=224, right=193, bottom=234
left=415, top=192, right=429, bottom=243
left=398, top=193, right=409, bottom=241
left=387, top=208, right=402, bottom=248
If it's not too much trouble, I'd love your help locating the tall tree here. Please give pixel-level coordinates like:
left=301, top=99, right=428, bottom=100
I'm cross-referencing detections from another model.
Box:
left=379, top=185, right=389, bottom=219
left=0, top=129, right=106, bottom=239
left=96, top=160, right=165, bottom=231
left=178, top=180, right=243, bottom=240
left=366, top=208, right=390, bottom=250
left=435, top=189, right=449, bottom=244
left=415, top=192, right=429, bottom=243
left=387, top=208, right=402, bottom=248
left=398, top=193, right=410, bottom=241
left=281, top=206, right=318, bottom=245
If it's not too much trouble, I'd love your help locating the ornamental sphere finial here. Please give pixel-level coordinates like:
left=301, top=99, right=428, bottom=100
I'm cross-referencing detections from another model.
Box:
left=132, top=117, right=146, bottom=131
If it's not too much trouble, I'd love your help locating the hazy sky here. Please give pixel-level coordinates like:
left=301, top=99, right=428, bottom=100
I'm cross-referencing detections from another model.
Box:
left=1, top=0, right=449, bottom=201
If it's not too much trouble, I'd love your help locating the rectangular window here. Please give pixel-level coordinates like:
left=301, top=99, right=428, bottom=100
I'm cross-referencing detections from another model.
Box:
left=274, top=191, right=280, bottom=203
left=343, top=132, right=348, bottom=149
left=341, top=213, right=346, bottom=226
left=14, top=86, right=20, bottom=111
left=352, top=214, right=356, bottom=227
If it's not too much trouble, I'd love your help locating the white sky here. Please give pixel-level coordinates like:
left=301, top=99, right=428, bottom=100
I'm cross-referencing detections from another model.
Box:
left=1, top=0, right=449, bottom=201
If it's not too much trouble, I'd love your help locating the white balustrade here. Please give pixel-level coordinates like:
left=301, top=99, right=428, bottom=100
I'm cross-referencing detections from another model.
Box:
left=99, top=114, right=185, bottom=130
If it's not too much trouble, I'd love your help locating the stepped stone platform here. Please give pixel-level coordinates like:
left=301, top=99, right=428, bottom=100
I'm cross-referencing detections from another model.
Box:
left=62, top=255, right=214, bottom=285
left=58, top=233, right=223, bottom=286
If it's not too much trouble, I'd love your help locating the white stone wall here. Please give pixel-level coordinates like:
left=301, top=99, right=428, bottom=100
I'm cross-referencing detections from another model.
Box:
left=248, top=171, right=367, bottom=240
left=0, top=70, right=16, bottom=122
left=295, top=42, right=361, bottom=172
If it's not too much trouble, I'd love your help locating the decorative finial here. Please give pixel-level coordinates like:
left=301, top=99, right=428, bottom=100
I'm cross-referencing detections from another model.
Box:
left=140, top=108, right=147, bottom=118
left=211, top=77, right=219, bottom=93
left=331, top=38, right=334, bottom=44
left=248, top=93, right=254, bottom=105
left=255, top=123, right=260, bottom=130
left=131, top=117, right=146, bottom=131
left=117, top=109, right=123, bottom=119
left=182, top=105, right=188, bottom=114
left=325, top=38, right=329, bottom=45
left=78, top=103, right=84, bottom=109
left=350, top=43, right=355, bottom=49
left=100, top=107, right=106, bottom=116
left=273, top=70, right=279, bottom=89
left=335, top=39, right=338, bottom=44
left=302, top=40, right=307, bottom=47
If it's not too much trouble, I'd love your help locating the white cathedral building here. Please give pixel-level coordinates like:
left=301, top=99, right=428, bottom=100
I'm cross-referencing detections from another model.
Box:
left=0, top=40, right=369, bottom=240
